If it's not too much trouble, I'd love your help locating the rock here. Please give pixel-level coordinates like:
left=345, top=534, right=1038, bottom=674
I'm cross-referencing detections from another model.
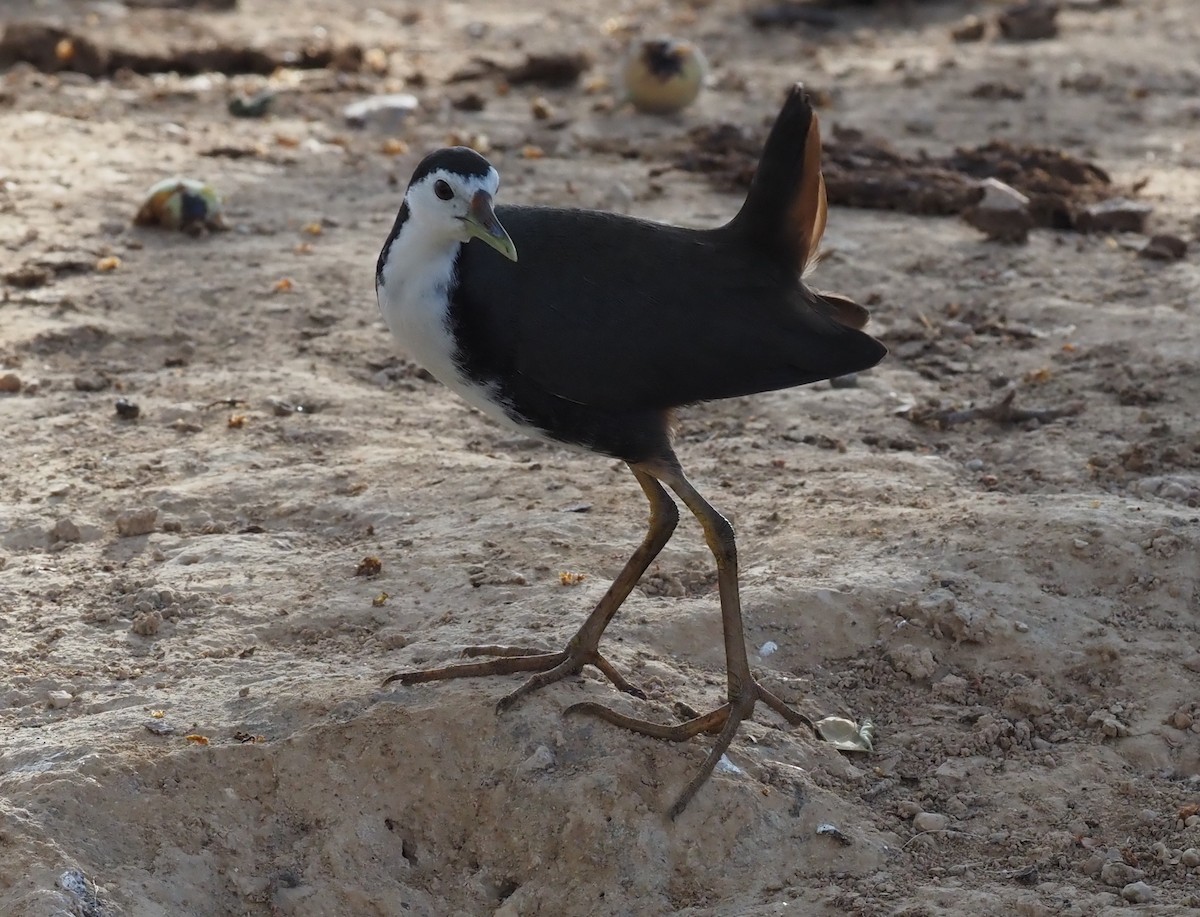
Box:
left=116, top=507, right=158, bottom=537
left=73, top=371, right=110, bottom=392
left=1171, top=710, right=1193, bottom=729
left=516, top=745, right=555, bottom=775
left=757, top=640, right=779, bottom=657
left=343, top=93, right=418, bottom=129
left=998, top=2, right=1060, bottom=41
left=1075, top=197, right=1153, bottom=233
left=889, top=644, right=938, bottom=680
left=934, top=758, right=971, bottom=788
left=1099, top=861, right=1142, bottom=886
left=1120, top=880, right=1153, bottom=904
left=914, top=812, right=950, bottom=833
left=963, top=178, right=1033, bottom=242
left=0, top=372, right=21, bottom=393
left=50, top=518, right=82, bottom=542
left=131, top=610, right=163, bottom=636
left=1181, top=848, right=1200, bottom=868
left=1139, top=233, right=1187, bottom=261
left=46, top=690, right=73, bottom=709
left=114, top=397, right=141, bottom=420
left=951, top=15, right=986, bottom=41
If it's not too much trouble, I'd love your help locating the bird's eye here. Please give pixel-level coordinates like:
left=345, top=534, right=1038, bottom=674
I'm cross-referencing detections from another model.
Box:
left=433, top=179, right=454, bottom=201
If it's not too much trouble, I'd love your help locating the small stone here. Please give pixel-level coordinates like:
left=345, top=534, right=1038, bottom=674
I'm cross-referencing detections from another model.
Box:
left=1181, top=848, right=1200, bottom=868
left=1100, top=861, right=1143, bottom=887
left=934, top=758, right=970, bottom=787
left=963, top=178, right=1033, bottom=243
left=1014, top=621, right=1030, bottom=633
left=0, top=372, right=21, bottom=393
left=889, top=644, right=937, bottom=680
left=1186, top=814, right=1200, bottom=828
left=1171, top=710, right=1193, bottom=730
left=757, top=640, right=779, bottom=657
left=951, top=15, right=986, bottom=41
left=829, top=373, right=859, bottom=388
left=73, top=372, right=109, bottom=392
left=714, top=754, right=743, bottom=775
left=1183, top=654, right=1200, bottom=674
left=998, top=2, right=1060, bottom=41
left=914, top=812, right=950, bottom=833
left=114, top=397, right=140, bottom=420
left=1139, top=233, right=1187, bottom=261
left=516, top=744, right=555, bottom=775
left=51, top=518, right=81, bottom=543
left=116, top=507, right=158, bottom=537
left=1120, top=880, right=1153, bottom=904
left=1075, top=197, right=1153, bottom=234
left=131, top=610, right=163, bottom=636
left=46, top=690, right=73, bottom=709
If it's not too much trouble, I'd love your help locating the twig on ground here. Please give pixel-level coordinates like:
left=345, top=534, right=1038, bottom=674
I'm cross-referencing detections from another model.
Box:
left=907, top=388, right=1084, bottom=430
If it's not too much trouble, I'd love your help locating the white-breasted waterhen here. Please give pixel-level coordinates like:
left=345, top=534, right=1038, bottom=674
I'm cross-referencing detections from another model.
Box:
left=376, top=84, right=886, bottom=817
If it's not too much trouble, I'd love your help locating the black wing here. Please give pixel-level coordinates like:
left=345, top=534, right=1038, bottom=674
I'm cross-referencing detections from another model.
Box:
left=451, top=206, right=885, bottom=412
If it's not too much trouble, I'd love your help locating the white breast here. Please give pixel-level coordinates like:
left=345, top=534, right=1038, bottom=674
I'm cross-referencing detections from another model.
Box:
left=376, top=238, right=539, bottom=437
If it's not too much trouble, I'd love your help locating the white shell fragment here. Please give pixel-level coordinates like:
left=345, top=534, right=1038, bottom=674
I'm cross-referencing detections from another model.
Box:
left=343, top=93, right=419, bottom=129
left=815, top=715, right=876, bottom=753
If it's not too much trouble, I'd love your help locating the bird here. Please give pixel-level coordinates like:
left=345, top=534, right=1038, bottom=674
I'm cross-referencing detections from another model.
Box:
left=375, top=84, right=886, bottom=818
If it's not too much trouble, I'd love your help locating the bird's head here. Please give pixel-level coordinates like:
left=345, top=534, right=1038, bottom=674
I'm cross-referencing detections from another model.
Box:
left=401, top=147, right=518, bottom=261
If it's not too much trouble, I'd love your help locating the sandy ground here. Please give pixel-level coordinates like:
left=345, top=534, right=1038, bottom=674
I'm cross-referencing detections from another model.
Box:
left=2, top=0, right=1199, bottom=914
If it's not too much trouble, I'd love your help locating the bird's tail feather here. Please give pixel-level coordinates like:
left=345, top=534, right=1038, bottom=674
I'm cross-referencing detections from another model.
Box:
left=728, top=84, right=828, bottom=274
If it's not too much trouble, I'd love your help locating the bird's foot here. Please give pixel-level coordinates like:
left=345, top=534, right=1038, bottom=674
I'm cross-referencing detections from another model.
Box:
left=566, top=677, right=814, bottom=819
left=383, top=642, right=645, bottom=712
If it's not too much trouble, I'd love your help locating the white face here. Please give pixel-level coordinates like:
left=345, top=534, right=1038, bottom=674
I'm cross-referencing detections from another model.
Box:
left=405, top=166, right=501, bottom=244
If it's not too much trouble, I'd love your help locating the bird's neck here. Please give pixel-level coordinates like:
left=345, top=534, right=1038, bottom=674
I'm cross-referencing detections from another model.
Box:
left=377, top=210, right=462, bottom=302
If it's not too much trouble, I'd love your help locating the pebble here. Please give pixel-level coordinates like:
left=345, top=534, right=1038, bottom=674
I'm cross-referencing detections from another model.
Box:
left=1014, top=621, right=1030, bottom=633
left=73, top=371, right=110, bottom=392
left=1075, top=197, right=1153, bottom=234
left=1099, top=861, right=1142, bottom=887
left=46, top=690, right=73, bottom=709
left=0, top=372, right=21, bottom=393
left=998, top=1, right=1060, bottom=41
left=116, top=506, right=158, bottom=537
left=1120, top=880, right=1154, bottom=904
left=51, top=518, right=81, bottom=543
left=1186, top=814, right=1200, bottom=829
left=950, top=15, right=986, bottom=42
left=1139, top=233, right=1187, bottom=261
left=964, top=459, right=985, bottom=472
left=715, top=754, right=743, bottom=775
left=963, top=177, right=1033, bottom=242
left=1181, top=848, right=1200, bottom=868
left=114, top=397, right=141, bottom=420
left=343, top=93, right=418, bottom=129
left=131, top=610, right=163, bottom=636
left=913, top=812, right=950, bottom=833
left=758, top=640, right=779, bottom=657
left=515, top=745, right=555, bottom=775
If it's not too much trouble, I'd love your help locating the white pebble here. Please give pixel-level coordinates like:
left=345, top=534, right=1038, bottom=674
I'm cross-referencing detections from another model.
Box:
left=913, top=812, right=949, bottom=833
left=1120, top=880, right=1154, bottom=904
left=714, top=754, right=743, bottom=775
left=46, top=690, right=73, bottom=709
left=757, top=640, right=779, bottom=657
left=1181, top=848, right=1200, bottom=868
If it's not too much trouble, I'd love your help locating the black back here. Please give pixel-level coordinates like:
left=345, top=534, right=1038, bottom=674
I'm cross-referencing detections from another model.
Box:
left=449, top=206, right=885, bottom=413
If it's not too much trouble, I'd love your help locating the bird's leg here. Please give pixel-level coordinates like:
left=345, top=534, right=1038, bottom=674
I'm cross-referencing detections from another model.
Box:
left=384, top=465, right=679, bottom=710
left=567, top=460, right=815, bottom=819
